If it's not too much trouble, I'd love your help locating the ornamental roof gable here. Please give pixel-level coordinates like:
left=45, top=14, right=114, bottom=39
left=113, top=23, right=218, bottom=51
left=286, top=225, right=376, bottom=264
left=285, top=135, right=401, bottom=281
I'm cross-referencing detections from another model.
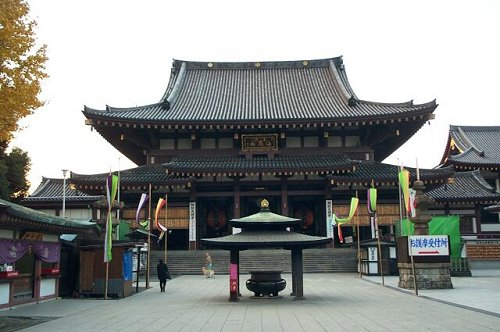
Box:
left=440, top=125, right=500, bottom=169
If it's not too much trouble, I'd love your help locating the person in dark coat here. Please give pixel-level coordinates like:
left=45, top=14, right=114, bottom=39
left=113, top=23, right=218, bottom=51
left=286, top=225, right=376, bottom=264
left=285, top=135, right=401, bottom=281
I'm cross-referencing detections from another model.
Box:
left=157, top=259, right=170, bottom=292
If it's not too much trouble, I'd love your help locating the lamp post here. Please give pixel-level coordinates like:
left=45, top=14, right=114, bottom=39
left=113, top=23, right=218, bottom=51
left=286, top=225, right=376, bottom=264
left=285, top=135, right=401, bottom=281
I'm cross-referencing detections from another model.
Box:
left=62, top=169, right=68, bottom=218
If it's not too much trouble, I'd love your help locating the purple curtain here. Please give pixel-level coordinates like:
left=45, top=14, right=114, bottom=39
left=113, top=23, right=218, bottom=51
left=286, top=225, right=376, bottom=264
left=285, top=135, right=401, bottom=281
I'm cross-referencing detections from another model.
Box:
left=0, top=240, right=30, bottom=264
left=32, top=242, right=61, bottom=263
left=0, top=240, right=61, bottom=264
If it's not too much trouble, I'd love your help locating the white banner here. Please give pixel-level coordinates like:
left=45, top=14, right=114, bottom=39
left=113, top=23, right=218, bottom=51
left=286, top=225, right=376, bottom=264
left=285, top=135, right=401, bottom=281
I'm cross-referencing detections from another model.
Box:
left=189, top=202, right=196, bottom=241
left=326, top=200, right=333, bottom=238
left=408, top=235, right=449, bottom=256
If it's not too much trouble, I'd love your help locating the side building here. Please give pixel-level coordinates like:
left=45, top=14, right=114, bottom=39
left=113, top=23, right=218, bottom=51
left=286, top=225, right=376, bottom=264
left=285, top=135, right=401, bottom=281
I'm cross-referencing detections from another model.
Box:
left=438, top=125, right=500, bottom=236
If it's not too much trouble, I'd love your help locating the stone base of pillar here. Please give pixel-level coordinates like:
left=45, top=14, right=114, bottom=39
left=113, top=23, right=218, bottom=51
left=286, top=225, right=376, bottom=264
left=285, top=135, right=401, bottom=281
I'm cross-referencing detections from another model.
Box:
left=398, top=263, right=453, bottom=289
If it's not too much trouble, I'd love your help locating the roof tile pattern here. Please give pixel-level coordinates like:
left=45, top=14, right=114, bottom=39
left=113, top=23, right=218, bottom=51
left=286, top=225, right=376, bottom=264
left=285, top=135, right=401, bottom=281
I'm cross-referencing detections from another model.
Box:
left=164, top=154, right=355, bottom=175
left=447, top=125, right=500, bottom=167
left=328, top=161, right=454, bottom=185
left=1, top=199, right=96, bottom=231
left=83, top=57, right=436, bottom=125
left=23, top=178, right=102, bottom=203
left=426, top=170, right=500, bottom=203
left=71, top=164, right=189, bottom=186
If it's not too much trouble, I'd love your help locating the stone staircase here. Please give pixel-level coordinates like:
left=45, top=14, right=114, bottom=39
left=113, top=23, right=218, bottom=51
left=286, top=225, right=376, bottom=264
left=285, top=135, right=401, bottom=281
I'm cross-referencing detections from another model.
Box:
left=149, top=248, right=357, bottom=276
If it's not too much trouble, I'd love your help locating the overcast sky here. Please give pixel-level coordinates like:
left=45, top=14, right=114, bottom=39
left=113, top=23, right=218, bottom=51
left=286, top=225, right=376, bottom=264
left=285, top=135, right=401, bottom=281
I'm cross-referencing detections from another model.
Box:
left=10, top=0, right=500, bottom=192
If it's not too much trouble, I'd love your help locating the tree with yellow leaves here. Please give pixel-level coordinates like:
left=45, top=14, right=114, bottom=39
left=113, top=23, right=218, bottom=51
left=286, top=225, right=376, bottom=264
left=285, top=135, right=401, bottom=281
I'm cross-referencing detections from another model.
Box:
left=0, top=0, right=48, bottom=143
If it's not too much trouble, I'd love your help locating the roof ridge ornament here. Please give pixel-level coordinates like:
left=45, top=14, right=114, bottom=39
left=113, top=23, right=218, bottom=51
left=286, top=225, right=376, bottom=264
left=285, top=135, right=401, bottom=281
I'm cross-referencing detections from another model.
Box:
left=457, top=126, right=485, bottom=157
left=260, top=199, right=269, bottom=209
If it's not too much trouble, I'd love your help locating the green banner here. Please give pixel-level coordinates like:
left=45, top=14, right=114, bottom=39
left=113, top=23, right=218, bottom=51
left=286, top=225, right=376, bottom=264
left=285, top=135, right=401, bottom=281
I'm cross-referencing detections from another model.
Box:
left=398, top=216, right=461, bottom=258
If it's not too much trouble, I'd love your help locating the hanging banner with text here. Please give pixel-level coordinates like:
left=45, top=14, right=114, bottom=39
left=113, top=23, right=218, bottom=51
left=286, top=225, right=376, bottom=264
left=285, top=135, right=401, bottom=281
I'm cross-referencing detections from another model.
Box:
left=326, top=200, right=333, bottom=238
left=189, top=202, right=196, bottom=241
left=408, top=235, right=450, bottom=256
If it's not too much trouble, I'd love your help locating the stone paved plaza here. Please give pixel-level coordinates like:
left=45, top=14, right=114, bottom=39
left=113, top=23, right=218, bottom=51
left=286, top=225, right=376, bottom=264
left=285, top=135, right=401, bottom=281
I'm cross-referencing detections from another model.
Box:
left=1, top=273, right=499, bottom=331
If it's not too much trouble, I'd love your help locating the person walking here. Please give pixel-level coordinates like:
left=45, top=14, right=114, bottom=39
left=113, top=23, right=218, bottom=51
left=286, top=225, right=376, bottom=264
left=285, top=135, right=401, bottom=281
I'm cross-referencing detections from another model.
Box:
left=205, top=252, right=214, bottom=278
left=157, top=259, right=170, bottom=292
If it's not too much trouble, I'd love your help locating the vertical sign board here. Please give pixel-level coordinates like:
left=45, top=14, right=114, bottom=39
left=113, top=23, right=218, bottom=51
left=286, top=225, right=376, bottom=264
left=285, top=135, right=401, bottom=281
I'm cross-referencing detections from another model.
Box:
left=368, top=247, right=378, bottom=274
left=229, top=263, right=238, bottom=294
left=326, top=200, right=333, bottom=238
left=189, top=202, right=196, bottom=241
left=408, top=235, right=450, bottom=256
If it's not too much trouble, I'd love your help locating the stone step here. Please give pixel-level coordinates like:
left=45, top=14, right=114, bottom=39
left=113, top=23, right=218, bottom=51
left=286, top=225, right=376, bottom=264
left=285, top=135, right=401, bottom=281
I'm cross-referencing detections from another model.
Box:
left=148, top=248, right=357, bottom=275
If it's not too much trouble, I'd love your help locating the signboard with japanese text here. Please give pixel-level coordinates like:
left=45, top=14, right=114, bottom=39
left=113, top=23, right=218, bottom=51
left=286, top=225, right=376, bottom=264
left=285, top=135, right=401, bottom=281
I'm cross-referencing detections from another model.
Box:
left=189, top=202, right=196, bottom=241
left=326, top=200, right=333, bottom=238
left=408, top=235, right=449, bottom=256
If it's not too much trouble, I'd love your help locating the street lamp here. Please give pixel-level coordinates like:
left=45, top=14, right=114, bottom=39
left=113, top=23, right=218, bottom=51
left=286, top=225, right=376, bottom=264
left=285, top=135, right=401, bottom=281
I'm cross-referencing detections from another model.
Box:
left=62, top=169, right=68, bottom=218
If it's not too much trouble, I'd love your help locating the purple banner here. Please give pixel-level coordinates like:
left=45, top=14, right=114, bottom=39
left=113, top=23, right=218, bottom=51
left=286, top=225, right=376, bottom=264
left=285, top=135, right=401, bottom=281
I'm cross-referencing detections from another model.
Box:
left=0, top=240, right=29, bottom=264
left=0, top=240, right=60, bottom=264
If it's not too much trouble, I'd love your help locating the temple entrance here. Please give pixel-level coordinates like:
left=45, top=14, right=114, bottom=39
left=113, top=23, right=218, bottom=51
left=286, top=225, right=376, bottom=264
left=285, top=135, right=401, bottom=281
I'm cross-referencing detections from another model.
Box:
left=290, top=196, right=325, bottom=237
left=154, top=229, right=189, bottom=250
left=199, top=198, right=233, bottom=240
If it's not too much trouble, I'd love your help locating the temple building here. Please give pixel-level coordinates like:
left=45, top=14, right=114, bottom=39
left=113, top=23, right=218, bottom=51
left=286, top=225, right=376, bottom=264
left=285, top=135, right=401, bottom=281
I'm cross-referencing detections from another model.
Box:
left=438, top=125, right=500, bottom=235
left=24, top=57, right=500, bottom=250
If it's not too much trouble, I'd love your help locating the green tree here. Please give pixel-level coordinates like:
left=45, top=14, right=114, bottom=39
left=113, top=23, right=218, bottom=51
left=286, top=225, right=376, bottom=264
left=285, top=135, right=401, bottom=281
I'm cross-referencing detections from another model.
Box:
left=0, top=0, right=48, bottom=143
left=0, top=145, right=31, bottom=202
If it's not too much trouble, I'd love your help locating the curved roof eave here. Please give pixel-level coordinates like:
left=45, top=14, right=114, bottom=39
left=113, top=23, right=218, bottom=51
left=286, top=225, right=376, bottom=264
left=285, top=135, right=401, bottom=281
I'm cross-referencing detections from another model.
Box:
left=82, top=57, right=437, bottom=127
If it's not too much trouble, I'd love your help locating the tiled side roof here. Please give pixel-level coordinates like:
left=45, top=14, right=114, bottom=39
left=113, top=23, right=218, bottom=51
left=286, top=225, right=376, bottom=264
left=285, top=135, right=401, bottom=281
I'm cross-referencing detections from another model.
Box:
left=0, top=199, right=97, bottom=232
left=71, top=164, right=190, bottom=188
left=426, top=170, right=500, bottom=203
left=446, top=125, right=500, bottom=168
left=23, top=177, right=103, bottom=203
left=328, top=161, right=453, bottom=186
left=83, top=57, right=436, bottom=126
left=201, top=230, right=331, bottom=249
left=164, top=154, right=355, bottom=176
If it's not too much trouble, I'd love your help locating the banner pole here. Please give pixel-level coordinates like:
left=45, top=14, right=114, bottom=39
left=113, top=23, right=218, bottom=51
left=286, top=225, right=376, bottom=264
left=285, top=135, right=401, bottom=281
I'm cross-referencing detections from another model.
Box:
left=409, top=237, right=418, bottom=296
left=355, top=191, right=361, bottom=278
left=164, top=194, right=168, bottom=262
left=146, top=183, right=152, bottom=289
left=375, top=212, right=385, bottom=286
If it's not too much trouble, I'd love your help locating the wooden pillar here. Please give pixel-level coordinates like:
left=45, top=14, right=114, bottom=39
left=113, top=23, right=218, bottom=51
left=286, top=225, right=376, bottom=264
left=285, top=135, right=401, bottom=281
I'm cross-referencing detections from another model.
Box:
left=291, top=248, right=304, bottom=300
left=34, top=259, right=41, bottom=301
left=229, top=249, right=239, bottom=302
left=444, top=203, right=450, bottom=215
left=234, top=179, right=241, bottom=219
left=475, top=203, right=482, bottom=234
left=281, top=178, right=289, bottom=215
left=290, top=250, right=296, bottom=296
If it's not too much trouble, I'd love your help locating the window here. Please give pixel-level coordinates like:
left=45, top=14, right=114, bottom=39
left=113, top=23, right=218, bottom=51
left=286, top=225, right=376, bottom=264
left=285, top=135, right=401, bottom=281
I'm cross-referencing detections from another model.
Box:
left=201, top=138, right=216, bottom=149
left=159, top=139, right=174, bottom=150
left=286, top=137, right=301, bottom=148
left=345, top=136, right=361, bottom=147
left=218, top=138, right=233, bottom=149
left=303, top=136, right=319, bottom=147
left=327, top=136, right=342, bottom=147
left=177, top=138, right=192, bottom=150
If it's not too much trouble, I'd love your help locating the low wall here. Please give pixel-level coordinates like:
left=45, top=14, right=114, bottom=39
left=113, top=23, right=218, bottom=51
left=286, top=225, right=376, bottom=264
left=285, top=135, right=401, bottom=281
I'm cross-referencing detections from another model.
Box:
left=466, top=243, right=500, bottom=277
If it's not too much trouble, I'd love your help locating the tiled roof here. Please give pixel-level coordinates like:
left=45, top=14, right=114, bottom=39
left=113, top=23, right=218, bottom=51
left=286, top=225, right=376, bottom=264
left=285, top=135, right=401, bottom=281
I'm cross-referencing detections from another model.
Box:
left=0, top=198, right=97, bottom=233
left=71, top=164, right=190, bottom=188
left=201, top=230, right=331, bottom=249
left=83, top=57, right=436, bottom=126
left=442, top=125, right=500, bottom=169
left=23, top=177, right=103, bottom=203
left=328, top=161, right=454, bottom=186
left=164, top=154, right=355, bottom=176
left=426, top=170, right=500, bottom=203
